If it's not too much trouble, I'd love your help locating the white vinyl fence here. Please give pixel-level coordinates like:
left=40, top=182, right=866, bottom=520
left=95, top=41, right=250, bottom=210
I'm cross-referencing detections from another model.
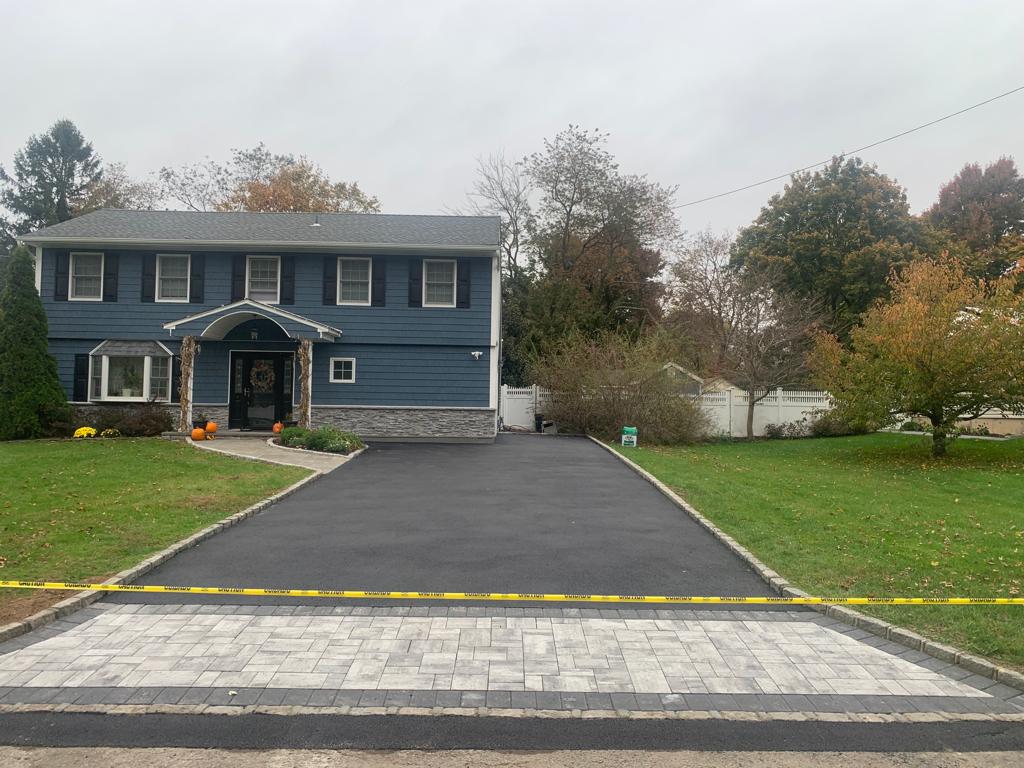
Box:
left=500, top=384, right=832, bottom=437
left=697, top=389, right=832, bottom=438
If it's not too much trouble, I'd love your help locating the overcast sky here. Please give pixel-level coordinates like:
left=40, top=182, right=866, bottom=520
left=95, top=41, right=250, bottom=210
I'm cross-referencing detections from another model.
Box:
left=2, top=0, right=1022, bottom=234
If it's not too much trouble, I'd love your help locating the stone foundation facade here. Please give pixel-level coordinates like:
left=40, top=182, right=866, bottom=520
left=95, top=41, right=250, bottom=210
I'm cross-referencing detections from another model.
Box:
left=190, top=405, right=230, bottom=427
left=312, top=406, right=496, bottom=441
left=73, top=402, right=178, bottom=427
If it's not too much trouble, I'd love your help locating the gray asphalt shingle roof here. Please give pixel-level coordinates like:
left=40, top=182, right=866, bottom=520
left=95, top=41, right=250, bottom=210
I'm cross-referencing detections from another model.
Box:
left=22, top=209, right=501, bottom=249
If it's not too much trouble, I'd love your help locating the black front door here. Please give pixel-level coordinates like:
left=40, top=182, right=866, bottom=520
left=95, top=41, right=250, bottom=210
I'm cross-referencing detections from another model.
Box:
left=229, top=352, right=293, bottom=430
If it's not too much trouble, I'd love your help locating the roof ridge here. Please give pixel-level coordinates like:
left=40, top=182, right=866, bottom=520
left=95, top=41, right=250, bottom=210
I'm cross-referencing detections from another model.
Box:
left=96, top=208, right=500, bottom=220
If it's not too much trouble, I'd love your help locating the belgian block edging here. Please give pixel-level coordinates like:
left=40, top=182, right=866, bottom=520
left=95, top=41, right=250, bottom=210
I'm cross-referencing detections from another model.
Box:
left=588, top=436, right=1024, bottom=694
left=0, top=457, right=329, bottom=645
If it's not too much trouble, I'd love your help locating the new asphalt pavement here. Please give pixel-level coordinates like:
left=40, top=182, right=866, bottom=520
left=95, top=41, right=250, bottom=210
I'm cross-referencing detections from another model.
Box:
left=109, top=435, right=775, bottom=604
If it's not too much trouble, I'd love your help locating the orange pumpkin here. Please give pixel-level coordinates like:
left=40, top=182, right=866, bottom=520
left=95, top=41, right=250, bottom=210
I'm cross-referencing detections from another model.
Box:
left=191, top=427, right=206, bottom=441
left=205, top=421, right=218, bottom=434
left=272, top=421, right=284, bottom=434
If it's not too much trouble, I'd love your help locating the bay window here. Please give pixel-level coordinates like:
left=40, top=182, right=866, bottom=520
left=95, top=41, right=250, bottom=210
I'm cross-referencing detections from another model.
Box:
left=88, top=341, right=173, bottom=402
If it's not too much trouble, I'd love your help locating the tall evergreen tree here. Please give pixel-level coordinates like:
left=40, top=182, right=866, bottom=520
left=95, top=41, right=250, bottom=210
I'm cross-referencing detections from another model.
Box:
left=0, top=246, right=71, bottom=439
left=0, top=119, right=102, bottom=237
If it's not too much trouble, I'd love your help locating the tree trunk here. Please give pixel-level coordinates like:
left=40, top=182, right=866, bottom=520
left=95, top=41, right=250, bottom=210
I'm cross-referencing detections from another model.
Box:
left=930, top=415, right=948, bottom=457
left=746, top=397, right=755, bottom=439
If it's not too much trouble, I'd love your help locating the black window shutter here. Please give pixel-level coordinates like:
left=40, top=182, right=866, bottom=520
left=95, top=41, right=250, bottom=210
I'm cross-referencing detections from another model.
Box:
left=456, top=258, right=471, bottom=308
left=408, top=258, right=423, bottom=307
left=73, top=354, right=89, bottom=401
left=189, top=254, right=205, bottom=303
left=371, top=257, right=386, bottom=307
left=171, top=355, right=182, bottom=403
left=141, top=254, right=156, bottom=302
left=323, top=256, right=337, bottom=305
left=280, top=256, right=295, bottom=304
left=54, top=252, right=69, bottom=301
left=102, top=253, right=119, bottom=302
left=231, top=255, right=246, bottom=301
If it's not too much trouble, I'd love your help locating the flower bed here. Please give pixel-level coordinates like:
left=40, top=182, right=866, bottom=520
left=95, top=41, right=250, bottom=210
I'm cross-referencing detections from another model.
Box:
left=277, top=425, right=364, bottom=455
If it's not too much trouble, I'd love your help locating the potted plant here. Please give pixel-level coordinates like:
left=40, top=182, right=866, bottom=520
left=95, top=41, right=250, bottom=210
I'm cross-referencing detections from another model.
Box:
left=192, top=412, right=208, bottom=430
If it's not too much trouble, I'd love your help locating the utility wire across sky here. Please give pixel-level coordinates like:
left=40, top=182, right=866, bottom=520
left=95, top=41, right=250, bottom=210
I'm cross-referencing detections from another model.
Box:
left=674, top=83, right=1024, bottom=209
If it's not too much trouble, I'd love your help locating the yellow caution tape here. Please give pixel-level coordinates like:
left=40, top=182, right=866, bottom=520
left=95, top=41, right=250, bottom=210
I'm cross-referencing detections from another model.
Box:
left=1, top=581, right=1022, bottom=605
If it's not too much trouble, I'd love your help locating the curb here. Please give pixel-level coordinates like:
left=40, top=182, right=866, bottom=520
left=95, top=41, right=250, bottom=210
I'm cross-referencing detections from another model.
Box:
left=589, top=436, right=1024, bottom=694
left=0, top=455, right=325, bottom=645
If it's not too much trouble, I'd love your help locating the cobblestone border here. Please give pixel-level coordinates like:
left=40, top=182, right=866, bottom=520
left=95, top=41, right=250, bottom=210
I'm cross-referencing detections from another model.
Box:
left=590, top=436, right=1024, bottom=696
left=1, top=700, right=1022, bottom=723
left=0, top=466, right=326, bottom=646
left=0, top=686, right=1021, bottom=716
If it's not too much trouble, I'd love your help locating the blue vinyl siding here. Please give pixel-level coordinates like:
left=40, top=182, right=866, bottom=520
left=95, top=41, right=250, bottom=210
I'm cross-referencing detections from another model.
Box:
left=312, top=343, right=490, bottom=407
left=41, top=249, right=492, bottom=346
left=41, top=247, right=495, bottom=411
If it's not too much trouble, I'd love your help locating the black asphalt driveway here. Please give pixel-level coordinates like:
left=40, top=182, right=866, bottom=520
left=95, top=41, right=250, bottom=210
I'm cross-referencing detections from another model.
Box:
left=112, top=435, right=774, bottom=604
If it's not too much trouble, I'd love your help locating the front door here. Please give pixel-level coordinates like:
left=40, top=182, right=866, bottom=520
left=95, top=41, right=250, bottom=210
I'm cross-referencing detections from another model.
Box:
left=229, top=352, right=293, bottom=430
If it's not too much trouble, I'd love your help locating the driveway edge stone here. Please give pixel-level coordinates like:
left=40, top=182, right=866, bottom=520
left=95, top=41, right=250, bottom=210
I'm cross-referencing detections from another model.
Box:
left=0, top=462, right=327, bottom=645
left=1, top=701, right=1022, bottom=722
left=588, top=436, right=1024, bottom=695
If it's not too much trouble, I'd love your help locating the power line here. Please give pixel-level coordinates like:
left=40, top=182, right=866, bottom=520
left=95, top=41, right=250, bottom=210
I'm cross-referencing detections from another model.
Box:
left=674, top=84, right=1024, bottom=209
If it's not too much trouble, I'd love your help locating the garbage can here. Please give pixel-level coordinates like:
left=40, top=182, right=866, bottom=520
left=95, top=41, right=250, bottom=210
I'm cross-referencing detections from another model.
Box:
left=621, top=425, right=638, bottom=447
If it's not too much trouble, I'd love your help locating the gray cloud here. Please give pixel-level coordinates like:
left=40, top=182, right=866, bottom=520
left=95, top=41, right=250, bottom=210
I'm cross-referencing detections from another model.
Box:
left=2, top=0, right=1022, bottom=232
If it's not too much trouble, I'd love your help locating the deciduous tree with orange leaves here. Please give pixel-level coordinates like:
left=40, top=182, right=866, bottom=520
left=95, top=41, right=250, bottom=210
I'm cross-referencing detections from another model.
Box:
left=809, top=259, right=1024, bottom=456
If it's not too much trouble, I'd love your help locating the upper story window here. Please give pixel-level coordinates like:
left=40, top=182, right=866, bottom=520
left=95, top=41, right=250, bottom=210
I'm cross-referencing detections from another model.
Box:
left=337, top=257, right=371, bottom=305
left=156, top=254, right=190, bottom=302
left=70, top=252, right=104, bottom=301
left=247, top=255, right=280, bottom=304
left=423, top=259, right=456, bottom=308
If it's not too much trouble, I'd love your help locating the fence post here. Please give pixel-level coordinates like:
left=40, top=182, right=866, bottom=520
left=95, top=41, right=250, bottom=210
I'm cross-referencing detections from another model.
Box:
left=777, top=387, right=784, bottom=423
left=727, top=388, right=733, bottom=436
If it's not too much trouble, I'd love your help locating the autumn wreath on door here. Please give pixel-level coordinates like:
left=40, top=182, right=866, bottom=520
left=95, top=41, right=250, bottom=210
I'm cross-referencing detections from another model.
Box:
left=249, top=359, right=276, bottom=393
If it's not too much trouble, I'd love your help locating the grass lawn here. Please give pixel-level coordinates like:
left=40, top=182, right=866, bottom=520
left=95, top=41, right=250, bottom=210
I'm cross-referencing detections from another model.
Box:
left=0, top=439, right=309, bottom=624
left=615, top=433, right=1024, bottom=669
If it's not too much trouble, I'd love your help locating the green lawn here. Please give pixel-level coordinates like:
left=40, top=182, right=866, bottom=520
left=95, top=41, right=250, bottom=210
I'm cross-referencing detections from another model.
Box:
left=615, top=433, right=1024, bottom=669
left=0, top=439, right=309, bottom=623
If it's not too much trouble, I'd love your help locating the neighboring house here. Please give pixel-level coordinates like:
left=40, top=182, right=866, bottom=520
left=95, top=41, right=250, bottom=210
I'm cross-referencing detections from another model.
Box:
left=21, top=209, right=501, bottom=441
left=660, top=362, right=704, bottom=397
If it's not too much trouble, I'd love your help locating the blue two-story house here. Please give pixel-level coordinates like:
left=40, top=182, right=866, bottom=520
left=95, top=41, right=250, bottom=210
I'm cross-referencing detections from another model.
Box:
left=22, top=209, right=501, bottom=441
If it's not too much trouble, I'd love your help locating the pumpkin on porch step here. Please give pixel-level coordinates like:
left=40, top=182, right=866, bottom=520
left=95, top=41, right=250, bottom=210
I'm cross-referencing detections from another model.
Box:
left=205, top=421, right=218, bottom=435
left=191, top=427, right=206, bottom=441
left=272, top=421, right=284, bottom=434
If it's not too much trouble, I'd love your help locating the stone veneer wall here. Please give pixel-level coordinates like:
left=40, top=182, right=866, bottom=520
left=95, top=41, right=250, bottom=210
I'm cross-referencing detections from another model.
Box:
left=312, top=407, right=496, bottom=440
left=73, top=403, right=229, bottom=430
left=190, top=405, right=229, bottom=426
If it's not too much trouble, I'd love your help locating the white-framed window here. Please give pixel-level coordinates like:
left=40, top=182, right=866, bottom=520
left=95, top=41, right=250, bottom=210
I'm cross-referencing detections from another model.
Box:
left=423, top=259, right=456, bottom=307
left=329, top=357, right=356, bottom=383
left=70, top=252, right=104, bottom=301
left=337, top=257, right=372, bottom=305
left=156, top=254, right=190, bottom=302
left=88, top=341, right=173, bottom=402
left=246, top=255, right=280, bottom=304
